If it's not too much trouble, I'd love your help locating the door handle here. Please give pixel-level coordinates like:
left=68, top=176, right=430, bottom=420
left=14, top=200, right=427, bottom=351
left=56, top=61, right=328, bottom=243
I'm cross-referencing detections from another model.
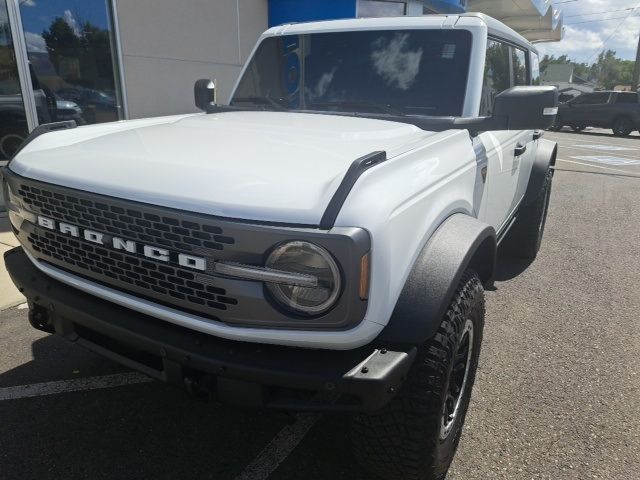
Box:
left=514, top=143, right=527, bottom=156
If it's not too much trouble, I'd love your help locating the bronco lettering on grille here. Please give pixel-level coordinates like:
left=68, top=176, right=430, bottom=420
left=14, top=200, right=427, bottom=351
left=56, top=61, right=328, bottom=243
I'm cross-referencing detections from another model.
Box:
left=36, top=215, right=207, bottom=271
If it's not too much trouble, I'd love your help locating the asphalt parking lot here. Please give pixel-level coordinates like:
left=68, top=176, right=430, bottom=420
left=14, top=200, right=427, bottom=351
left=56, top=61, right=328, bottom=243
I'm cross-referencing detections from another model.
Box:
left=1, top=128, right=639, bottom=480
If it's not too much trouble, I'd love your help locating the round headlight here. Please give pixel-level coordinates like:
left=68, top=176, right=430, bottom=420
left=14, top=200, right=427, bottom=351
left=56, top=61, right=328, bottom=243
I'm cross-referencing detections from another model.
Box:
left=266, top=241, right=341, bottom=316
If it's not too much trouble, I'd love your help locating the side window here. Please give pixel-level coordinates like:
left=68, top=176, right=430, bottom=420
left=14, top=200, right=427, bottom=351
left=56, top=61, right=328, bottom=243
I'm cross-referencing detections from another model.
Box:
left=480, top=40, right=511, bottom=116
left=531, top=53, right=541, bottom=86
left=615, top=93, right=639, bottom=104
left=581, top=93, right=610, bottom=105
left=512, top=47, right=527, bottom=86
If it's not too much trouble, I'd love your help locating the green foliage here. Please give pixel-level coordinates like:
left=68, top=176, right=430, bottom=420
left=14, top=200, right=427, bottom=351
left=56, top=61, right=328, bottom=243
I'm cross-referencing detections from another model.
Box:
left=41, top=16, right=114, bottom=89
left=540, top=50, right=636, bottom=89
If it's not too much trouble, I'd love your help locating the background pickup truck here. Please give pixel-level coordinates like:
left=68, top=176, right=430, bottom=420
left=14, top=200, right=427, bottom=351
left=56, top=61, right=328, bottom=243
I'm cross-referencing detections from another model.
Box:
left=551, top=90, right=640, bottom=136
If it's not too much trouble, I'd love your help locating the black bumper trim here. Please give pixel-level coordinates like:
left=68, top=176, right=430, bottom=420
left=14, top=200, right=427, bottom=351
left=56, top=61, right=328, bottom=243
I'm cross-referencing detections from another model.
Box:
left=5, top=247, right=415, bottom=412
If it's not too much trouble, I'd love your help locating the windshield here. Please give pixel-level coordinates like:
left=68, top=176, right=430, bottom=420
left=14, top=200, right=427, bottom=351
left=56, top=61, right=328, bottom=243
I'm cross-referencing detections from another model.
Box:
left=232, top=29, right=472, bottom=117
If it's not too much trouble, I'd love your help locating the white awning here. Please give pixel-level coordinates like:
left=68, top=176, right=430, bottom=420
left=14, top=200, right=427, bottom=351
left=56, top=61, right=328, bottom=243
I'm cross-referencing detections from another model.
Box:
left=466, top=0, right=564, bottom=43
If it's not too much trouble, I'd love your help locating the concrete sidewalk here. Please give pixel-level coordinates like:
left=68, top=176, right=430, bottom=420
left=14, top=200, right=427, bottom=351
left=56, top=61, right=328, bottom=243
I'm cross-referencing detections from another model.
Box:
left=0, top=214, right=24, bottom=310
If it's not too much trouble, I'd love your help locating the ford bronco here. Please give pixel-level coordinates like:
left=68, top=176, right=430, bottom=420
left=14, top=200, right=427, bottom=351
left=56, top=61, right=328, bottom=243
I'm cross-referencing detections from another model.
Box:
left=3, top=13, right=558, bottom=480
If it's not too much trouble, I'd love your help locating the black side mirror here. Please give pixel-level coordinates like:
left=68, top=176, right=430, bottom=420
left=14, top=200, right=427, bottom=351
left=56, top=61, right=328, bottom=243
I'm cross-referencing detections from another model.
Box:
left=194, top=79, right=216, bottom=112
left=493, top=86, right=558, bottom=130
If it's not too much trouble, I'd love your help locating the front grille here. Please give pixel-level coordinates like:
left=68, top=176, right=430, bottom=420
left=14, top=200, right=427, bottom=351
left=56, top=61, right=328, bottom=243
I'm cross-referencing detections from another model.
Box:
left=18, top=184, right=235, bottom=253
left=27, top=230, right=237, bottom=317
left=16, top=182, right=240, bottom=320
left=7, top=169, right=369, bottom=331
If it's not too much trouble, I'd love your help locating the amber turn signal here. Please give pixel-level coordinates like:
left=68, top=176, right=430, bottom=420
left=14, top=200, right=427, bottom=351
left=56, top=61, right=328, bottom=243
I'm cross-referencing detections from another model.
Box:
left=359, top=253, right=370, bottom=300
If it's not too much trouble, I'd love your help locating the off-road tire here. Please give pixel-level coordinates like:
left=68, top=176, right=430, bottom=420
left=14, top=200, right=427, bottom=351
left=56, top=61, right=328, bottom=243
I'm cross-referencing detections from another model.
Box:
left=351, top=270, right=484, bottom=480
left=501, top=169, right=553, bottom=259
left=548, top=116, right=563, bottom=131
left=612, top=116, right=633, bottom=137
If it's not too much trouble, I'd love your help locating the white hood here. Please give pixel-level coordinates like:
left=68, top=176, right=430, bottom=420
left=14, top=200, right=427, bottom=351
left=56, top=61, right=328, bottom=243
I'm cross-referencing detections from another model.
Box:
left=10, top=111, right=433, bottom=224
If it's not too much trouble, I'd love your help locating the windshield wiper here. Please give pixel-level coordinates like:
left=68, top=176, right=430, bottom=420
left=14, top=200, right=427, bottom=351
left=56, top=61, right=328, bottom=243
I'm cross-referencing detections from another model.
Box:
left=231, top=95, right=287, bottom=111
left=308, top=100, right=405, bottom=116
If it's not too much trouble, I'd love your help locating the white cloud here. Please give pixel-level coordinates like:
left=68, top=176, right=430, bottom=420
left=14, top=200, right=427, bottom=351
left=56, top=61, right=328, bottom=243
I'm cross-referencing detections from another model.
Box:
left=63, top=9, right=81, bottom=36
left=19, top=0, right=36, bottom=6
left=536, top=0, right=640, bottom=63
left=310, top=68, right=337, bottom=98
left=24, top=31, right=47, bottom=53
left=370, top=33, right=423, bottom=90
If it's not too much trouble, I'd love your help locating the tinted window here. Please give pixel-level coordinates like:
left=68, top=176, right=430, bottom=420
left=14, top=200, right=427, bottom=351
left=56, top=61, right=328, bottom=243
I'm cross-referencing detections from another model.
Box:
left=480, top=40, right=511, bottom=115
left=579, top=93, right=611, bottom=105
left=615, top=93, right=639, bottom=104
left=513, top=47, right=527, bottom=86
left=531, top=53, right=540, bottom=86
left=233, top=30, right=472, bottom=117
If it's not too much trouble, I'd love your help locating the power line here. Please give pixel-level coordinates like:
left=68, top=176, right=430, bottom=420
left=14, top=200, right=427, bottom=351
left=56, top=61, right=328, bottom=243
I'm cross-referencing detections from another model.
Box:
left=585, top=0, right=640, bottom=62
left=566, top=7, right=634, bottom=18
left=567, top=14, right=639, bottom=26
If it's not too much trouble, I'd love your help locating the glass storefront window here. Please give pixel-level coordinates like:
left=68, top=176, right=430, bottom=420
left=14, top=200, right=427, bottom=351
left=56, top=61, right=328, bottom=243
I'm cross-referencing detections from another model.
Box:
left=0, top=0, right=29, bottom=161
left=18, top=0, right=121, bottom=125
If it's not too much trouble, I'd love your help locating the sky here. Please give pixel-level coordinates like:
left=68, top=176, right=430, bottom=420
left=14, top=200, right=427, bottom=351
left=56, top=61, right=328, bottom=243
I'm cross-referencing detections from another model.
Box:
left=18, top=0, right=110, bottom=53
left=536, top=0, right=640, bottom=64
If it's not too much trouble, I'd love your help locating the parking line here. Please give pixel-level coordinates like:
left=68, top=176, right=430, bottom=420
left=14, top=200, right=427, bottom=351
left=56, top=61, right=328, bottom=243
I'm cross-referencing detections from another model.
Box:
left=234, top=413, right=321, bottom=480
left=556, top=158, right=636, bottom=175
left=559, top=145, right=640, bottom=159
left=0, top=372, right=153, bottom=401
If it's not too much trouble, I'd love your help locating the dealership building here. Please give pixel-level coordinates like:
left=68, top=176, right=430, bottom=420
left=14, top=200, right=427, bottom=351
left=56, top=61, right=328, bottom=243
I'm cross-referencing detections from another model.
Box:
left=0, top=0, right=563, bottom=163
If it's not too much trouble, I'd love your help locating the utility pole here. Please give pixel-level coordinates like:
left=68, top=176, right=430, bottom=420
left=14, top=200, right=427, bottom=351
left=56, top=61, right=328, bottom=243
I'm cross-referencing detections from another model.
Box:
left=633, top=32, right=640, bottom=91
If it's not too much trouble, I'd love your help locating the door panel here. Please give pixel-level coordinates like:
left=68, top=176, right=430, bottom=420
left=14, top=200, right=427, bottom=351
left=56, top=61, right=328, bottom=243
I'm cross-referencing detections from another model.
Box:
left=478, top=39, right=533, bottom=233
left=478, top=130, right=530, bottom=232
left=0, top=0, right=29, bottom=163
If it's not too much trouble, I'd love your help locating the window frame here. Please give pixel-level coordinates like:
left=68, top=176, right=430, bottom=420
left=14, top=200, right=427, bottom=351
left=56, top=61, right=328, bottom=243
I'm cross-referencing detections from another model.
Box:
left=578, top=92, right=611, bottom=105
left=480, top=35, right=532, bottom=116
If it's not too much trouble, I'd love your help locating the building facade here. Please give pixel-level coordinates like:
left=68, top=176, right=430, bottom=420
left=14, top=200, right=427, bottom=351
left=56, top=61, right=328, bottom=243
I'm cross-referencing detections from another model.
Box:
left=0, top=0, right=563, bottom=165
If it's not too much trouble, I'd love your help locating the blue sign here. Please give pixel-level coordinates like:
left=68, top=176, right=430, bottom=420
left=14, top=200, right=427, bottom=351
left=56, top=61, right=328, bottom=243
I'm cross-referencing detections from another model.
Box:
left=268, top=0, right=468, bottom=27
left=269, top=0, right=357, bottom=27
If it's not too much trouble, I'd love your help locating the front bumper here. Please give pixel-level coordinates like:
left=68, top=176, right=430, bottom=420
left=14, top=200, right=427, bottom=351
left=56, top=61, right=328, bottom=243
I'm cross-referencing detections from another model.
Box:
left=5, top=247, right=415, bottom=412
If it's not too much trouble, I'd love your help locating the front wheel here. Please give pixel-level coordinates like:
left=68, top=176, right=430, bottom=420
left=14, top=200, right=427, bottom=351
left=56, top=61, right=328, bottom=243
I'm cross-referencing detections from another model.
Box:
left=612, top=117, right=633, bottom=136
left=571, top=124, right=585, bottom=132
left=351, top=271, right=485, bottom=480
left=547, top=115, right=563, bottom=131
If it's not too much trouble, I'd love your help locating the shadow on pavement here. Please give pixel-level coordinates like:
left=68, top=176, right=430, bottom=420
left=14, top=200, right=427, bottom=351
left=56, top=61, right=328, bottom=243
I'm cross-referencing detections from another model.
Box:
left=493, top=255, right=533, bottom=282
left=0, top=332, right=291, bottom=480
left=550, top=128, right=640, bottom=140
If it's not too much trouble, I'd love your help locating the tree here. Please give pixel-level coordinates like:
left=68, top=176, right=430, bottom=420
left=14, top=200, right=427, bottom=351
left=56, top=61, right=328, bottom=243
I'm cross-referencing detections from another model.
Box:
left=540, top=50, right=634, bottom=89
left=41, top=16, right=114, bottom=88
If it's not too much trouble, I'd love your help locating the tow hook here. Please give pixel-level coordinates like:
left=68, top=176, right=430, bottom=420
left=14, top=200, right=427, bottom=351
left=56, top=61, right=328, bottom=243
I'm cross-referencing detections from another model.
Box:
left=28, top=304, right=55, bottom=333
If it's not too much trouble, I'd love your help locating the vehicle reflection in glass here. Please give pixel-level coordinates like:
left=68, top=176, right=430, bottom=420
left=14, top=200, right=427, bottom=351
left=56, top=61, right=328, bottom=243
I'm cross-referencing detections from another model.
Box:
left=19, top=0, right=121, bottom=126
left=0, top=0, right=28, bottom=161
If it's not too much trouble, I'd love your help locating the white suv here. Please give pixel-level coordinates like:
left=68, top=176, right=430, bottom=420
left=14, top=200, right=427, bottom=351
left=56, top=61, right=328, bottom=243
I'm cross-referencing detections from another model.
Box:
left=3, top=13, right=558, bottom=480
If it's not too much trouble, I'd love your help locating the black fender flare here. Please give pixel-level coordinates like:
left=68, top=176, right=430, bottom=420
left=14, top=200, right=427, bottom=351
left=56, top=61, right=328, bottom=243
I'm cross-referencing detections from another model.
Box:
left=377, top=214, right=496, bottom=345
left=522, top=138, right=557, bottom=207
